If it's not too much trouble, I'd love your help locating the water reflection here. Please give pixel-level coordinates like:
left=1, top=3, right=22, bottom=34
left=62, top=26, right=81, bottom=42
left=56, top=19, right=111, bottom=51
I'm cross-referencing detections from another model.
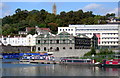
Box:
left=2, top=63, right=120, bottom=76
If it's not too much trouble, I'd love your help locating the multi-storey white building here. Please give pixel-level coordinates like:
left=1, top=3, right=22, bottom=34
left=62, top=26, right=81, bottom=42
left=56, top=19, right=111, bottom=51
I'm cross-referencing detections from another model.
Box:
left=0, top=34, right=38, bottom=46
left=58, top=24, right=119, bottom=49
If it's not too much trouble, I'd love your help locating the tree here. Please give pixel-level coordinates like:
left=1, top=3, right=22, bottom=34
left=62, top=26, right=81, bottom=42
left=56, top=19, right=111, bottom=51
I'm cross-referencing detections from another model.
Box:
left=84, top=47, right=96, bottom=56
left=48, top=23, right=58, bottom=34
left=15, top=8, right=21, bottom=13
left=28, top=29, right=36, bottom=35
left=2, top=8, right=111, bottom=36
left=106, top=13, right=115, bottom=18
left=90, top=47, right=96, bottom=55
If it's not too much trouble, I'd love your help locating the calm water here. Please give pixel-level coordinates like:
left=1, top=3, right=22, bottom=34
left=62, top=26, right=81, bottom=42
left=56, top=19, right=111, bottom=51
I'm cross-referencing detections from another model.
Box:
left=1, top=59, right=120, bottom=76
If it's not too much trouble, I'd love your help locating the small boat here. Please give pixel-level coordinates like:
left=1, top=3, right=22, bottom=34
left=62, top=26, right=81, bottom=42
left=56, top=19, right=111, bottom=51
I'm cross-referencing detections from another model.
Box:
left=99, top=59, right=120, bottom=68
left=60, top=59, right=97, bottom=66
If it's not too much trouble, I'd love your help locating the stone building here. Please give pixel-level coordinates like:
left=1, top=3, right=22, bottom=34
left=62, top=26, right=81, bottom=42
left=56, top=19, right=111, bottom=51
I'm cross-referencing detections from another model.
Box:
left=0, top=41, right=31, bottom=52
left=35, top=32, right=93, bottom=57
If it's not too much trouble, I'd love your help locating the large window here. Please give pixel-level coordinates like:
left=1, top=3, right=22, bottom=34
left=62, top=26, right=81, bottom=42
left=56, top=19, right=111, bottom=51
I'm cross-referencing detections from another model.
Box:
left=63, top=40, right=65, bottom=43
left=44, top=47, right=46, bottom=51
left=50, top=47, right=53, bottom=50
left=69, top=47, right=72, bottom=49
left=56, top=40, right=59, bottom=44
left=63, top=47, right=66, bottom=49
left=50, top=40, right=52, bottom=43
left=44, top=40, right=46, bottom=43
left=56, top=47, right=59, bottom=51
left=38, top=47, right=40, bottom=51
left=67, top=60, right=72, bottom=62
left=38, top=40, right=40, bottom=44
left=69, top=40, right=72, bottom=43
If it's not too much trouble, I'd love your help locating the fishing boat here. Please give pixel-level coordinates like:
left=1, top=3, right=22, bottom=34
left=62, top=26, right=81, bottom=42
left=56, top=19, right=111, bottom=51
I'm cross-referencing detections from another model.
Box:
left=60, top=59, right=97, bottom=66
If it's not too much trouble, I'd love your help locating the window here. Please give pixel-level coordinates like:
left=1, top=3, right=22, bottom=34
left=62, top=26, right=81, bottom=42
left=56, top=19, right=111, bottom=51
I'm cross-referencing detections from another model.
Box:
left=56, top=47, right=59, bottom=51
left=71, top=29, right=73, bottom=31
left=63, top=29, right=64, bottom=31
left=44, top=47, right=46, bottom=51
left=68, top=29, right=70, bottom=31
left=56, top=40, right=59, bottom=44
left=60, top=29, right=62, bottom=31
left=63, top=40, right=65, bottom=43
left=38, top=40, right=40, bottom=44
left=63, top=47, right=65, bottom=49
left=69, top=47, right=72, bottom=49
left=69, top=40, right=72, bottom=43
left=38, top=47, right=40, bottom=51
left=44, top=40, right=46, bottom=43
left=67, top=60, right=72, bottom=62
left=50, top=40, right=52, bottom=43
left=4, top=38, right=6, bottom=40
left=73, top=60, right=84, bottom=62
left=66, top=29, right=67, bottom=31
left=50, top=47, right=53, bottom=50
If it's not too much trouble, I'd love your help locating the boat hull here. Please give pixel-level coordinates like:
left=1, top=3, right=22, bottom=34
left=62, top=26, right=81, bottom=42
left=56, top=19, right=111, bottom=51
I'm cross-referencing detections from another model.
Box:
left=60, top=62, right=98, bottom=66
left=99, top=64, right=120, bottom=68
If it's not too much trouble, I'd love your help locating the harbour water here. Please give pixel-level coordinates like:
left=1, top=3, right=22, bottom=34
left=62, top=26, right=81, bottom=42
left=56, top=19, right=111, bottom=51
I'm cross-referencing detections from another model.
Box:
left=1, top=59, right=120, bottom=76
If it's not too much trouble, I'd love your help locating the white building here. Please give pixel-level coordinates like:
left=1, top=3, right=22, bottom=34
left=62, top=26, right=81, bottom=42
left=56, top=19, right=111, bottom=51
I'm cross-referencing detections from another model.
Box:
left=0, top=34, right=38, bottom=46
left=58, top=24, right=119, bottom=49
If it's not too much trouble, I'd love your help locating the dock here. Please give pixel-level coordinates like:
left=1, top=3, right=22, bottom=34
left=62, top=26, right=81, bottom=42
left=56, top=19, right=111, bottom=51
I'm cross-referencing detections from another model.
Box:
left=19, top=60, right=59, bottom=64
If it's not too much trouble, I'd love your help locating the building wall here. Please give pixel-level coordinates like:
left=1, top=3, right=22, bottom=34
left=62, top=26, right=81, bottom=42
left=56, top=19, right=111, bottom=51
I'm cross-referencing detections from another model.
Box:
left=58, top=27, right=76, bottom=36
left=0, top=34, right=37, bottom=46
left=1, top=45, right=31, bottom=52
left=53, top=49, right=90, bottom=57
left=36, top=44, right=74, bottom=52
left=58, top=24, right=119, bottom=49
left=36, top=32, right=92, bottom=57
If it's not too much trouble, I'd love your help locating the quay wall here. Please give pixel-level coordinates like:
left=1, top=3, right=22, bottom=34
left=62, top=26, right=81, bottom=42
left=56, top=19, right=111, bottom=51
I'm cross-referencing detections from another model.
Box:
left=52, top=49, right=91, bottom=57
left=36, top=44, right=90, bottom=57
left=0, top=45, right=31, bottom=52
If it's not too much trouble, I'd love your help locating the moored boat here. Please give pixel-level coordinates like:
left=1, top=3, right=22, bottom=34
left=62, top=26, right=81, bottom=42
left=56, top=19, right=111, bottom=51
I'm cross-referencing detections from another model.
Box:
left=99, top=59, right=120, bottom=68
left=60, top=59, right=97, bottom=66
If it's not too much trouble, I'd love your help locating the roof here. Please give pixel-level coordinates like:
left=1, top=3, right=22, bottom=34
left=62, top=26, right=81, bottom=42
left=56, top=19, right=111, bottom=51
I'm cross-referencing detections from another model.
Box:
left=76, top=34, right=89, bottom=38
left=58, top=31, right=70, bottom=35
left=69, top=24, right=118, bottom=29
left=40, top=28, right=50, bottom=31
left=26, top=27, right=50, bottom=32
left=26, top=27, right=35, bottom=32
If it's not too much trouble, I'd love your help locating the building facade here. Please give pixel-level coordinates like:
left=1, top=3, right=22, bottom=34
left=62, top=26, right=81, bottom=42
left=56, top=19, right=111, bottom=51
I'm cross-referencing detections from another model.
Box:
left=0, top=34, right=37, bottom=46
left=58, top=24, right=119, bottom=49
left=36, top=32, right=92, bottom=52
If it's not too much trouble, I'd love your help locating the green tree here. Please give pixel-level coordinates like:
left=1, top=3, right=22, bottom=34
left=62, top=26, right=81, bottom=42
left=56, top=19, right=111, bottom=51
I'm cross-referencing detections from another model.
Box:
left=28, top=29, right=36, bottom=35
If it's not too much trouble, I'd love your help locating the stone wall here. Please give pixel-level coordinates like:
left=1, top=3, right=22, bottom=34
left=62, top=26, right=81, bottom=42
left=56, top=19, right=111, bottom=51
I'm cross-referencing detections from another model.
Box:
left=53, top=49, right=90, bottom=57
left=0, top=45, right=31, bottom=52
left=36, top=44, right=90, bottom=57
